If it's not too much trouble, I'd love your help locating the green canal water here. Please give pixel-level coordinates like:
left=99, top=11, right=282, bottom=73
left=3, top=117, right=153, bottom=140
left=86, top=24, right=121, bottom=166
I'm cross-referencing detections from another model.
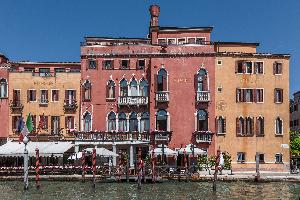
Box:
left=0, top=181, right=299, bottom=200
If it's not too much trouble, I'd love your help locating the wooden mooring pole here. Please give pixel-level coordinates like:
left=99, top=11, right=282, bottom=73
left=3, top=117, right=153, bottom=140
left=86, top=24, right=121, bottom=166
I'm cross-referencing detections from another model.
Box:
left=92, top=148, right=96, bottom=188
left=81, top=151, right=85, bottom=183
left=213, top=149, right=221, bottom=192
left=35, top=148, right=40, bottom=189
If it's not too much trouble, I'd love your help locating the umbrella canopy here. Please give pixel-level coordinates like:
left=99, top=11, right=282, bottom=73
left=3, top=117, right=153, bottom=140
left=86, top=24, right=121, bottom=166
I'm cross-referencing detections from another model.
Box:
left=149, top=145, right=177, bottom=157
left=85, top=147, right=119, bottom=157
left=68, top=152, right=86, bottom=160
left=177, top=144, right=206, bottom=156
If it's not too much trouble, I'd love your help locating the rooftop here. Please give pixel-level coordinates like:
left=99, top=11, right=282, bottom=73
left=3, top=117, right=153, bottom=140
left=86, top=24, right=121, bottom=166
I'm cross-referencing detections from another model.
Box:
left=214, top=41, right=260, bottom=46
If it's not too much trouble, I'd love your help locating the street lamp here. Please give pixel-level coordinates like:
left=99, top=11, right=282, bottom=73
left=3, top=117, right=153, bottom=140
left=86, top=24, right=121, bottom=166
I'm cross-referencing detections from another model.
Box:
left=23, top=136, right=29, bottom=190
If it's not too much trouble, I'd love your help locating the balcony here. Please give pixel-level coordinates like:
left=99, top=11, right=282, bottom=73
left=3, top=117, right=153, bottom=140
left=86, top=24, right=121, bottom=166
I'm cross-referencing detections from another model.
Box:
left=39, top=99, right=49, bottom=106
left=193, top=131, right=213, bottom=143
left=153, top=130, right=172, bottom=142
left=155, top=91, right=169, bottom=102
left=9, top=100, right=23, bottom=112
left=74, top=131, right=150, bottom=142
left=196, top=91, right=210, bottom=102
left=118, top=96, right=148, bottom=106
left=63, top=99, right=78, bottom=111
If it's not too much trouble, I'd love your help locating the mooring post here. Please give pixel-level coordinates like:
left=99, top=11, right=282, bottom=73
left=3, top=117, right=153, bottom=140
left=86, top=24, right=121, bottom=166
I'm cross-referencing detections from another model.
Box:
left=151, top=149, right=156, bottom=183
left=23, top=136, right=29, bottom=191
left=137, top=146, right=142, bottom=189
left=213, top=149, right=221, bottom=192
left=35, top=148, right=40, bottom=189
left=92, top=148, right=96, bottom=188
left=255, top=152, right=260, bottom=182
left=81, top=151, right=85, bottom=183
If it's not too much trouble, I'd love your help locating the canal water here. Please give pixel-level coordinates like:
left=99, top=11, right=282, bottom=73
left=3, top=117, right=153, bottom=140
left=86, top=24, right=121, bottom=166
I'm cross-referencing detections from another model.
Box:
left=0, top=181, right=299, bottom=200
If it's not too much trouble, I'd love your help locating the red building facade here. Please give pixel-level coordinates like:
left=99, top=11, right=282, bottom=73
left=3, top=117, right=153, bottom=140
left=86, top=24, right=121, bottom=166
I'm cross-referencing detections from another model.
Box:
left=78, top=5, right=216, bottom=164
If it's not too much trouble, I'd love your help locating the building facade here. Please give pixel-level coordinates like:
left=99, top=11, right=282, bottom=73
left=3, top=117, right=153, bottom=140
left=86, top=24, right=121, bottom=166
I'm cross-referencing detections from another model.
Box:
left=290, top=91, right=300, bottom=132
left=77, top=5, right=216, bottom=166
left=8, top=62, right=81, bottom=141
left=215, top=42, right=290, bottom=171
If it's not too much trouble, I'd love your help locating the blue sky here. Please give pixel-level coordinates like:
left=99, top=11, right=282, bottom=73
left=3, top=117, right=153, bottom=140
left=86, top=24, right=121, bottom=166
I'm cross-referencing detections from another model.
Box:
left=0, top=0, right=299, bottom=95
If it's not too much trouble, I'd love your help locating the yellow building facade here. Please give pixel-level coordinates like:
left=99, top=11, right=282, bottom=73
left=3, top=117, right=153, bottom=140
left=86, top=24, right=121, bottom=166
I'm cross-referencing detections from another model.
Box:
left=215, top=42, right=290, bottom=172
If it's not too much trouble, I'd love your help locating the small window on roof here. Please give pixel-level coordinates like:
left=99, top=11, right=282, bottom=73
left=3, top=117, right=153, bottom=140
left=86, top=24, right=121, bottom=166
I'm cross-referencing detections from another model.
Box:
left=196, top=38, right=205, bottom=45
left=187, top=38, right=196, bottom=44
left=167, top=39, right=176, bottom=45
left=158, top=38, right=166, bottom=45
left=177, top=38, right=186, bottom=45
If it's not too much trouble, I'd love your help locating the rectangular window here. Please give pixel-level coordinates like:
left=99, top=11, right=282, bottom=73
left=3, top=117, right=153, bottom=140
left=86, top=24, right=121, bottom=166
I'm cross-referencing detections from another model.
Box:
left=24, top=68, right=35, bottom=72
left=103, top=60, right=114, bottom=70
left=275, top=153, right=283, bottom=163
left=39, top=115, right=48, bottom=130
left=31, top=115, right=36, bottom=131
left=254, top=62, right=264, bottom=74
left=177, top=38, right=186, bottom=45
left=294, top=104, right=298, bottom=112
left=27, top=90, right=36, bottom=102
left=51, top=116, right=60, bottom=135
left=55, top=68, right=65, bottom=73
left=274, top=88, right=283, bottom=103
left=51, top=90, right=59, bottom=102
left=187, top=38, right=196, bottom=44
left=273, top=62, right=282, bottom=75
left=258, top=153, right=265, bottom=163
left=137, top=59, right=146, bottom=70
left=13, top=90, right=21, bottom=102
left=237, top=152, right=245, bottom=163
left=39, top=68, right=51, bottom=77
left=167, top=38, right=176, bottom=45
left=196, top=37, right=205, bottom=45
left=158, top=38, right=166, bottom=45
left=256, top=89, right=264, bottom=103
left=236, top=89, right=242, bottom=102
left=88, top=60, right=97, bottom=69
left=40, top=90, right=49, bottom=104
left=290, top=120, right=294, bottom=128
left=237, top=61, right=244, bottom=73
left=120, top=60, right=130, bottom=69
left=245, top=89, right=253, bottom=102
left=12, top=115, right=22, bottom=132
left=65, top=116, right=75, bottom=130
left=245, top=61, right=253, bottom=74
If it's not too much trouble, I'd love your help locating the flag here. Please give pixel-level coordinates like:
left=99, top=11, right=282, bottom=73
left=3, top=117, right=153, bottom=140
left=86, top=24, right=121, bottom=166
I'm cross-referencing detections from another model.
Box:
left=26, top=113, right=33, bottom=133
left=16, top=117, right=24, bottom=133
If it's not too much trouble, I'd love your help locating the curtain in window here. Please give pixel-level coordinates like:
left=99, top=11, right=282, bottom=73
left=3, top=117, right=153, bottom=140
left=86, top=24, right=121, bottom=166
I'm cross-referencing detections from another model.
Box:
left=84, top=112, right=91, bottom=132
left=0, top=79, right=7, bottom=98
left=120, top=79, right=128, bottom=97
left=118, top=112, right=127, bottom=132
left=140, top=112, right=149, bottom=132
left=129, top=112, right=138, bottom=131
left=107, top=80, right=115, bottom=98
left=139, top=79, right=148, bottom=97
left=107, top=112, right=116, bottom=131
left=130, top=79, right=138, bottom=96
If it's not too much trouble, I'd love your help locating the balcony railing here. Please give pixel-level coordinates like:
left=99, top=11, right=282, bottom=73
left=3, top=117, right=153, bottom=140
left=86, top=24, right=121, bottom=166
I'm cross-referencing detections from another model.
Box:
left=9, top=100, right=23, bottom=111
left=193, top=130, right=213, bottom=143
left=155, top=91, right=169, bottom=102
left=64, top=99, right=78, bottom=111
left=39, top=99, right=49, bottom=105
left=118, top=96, right=148, bottom=106
left=74, top=131, right=150, bottom=142
left=196, top=91, right=210, bottom=102
left=153, top=131, right=172, bottom=142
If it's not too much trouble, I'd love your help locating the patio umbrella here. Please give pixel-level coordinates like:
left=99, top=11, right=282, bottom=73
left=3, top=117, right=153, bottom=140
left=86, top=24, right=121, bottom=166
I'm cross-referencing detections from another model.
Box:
left=177, top=144, right=206, bottom=156
left=68, top=152, right=86, bottom=160
left=149, top=145, right=177, bottom=157
left=85, top=147, right=119, bottom=157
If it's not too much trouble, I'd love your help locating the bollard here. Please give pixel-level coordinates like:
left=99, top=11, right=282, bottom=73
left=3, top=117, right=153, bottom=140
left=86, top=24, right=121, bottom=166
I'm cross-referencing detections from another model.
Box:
left=23, top=136, right=29, bottom=191
left=35, top=148, right=40, bottom=189
left=137, top=147, right=143, bottom=189
left=92, top=148, right=96, bottom=188
left=81, top=151, right=85, bottom=182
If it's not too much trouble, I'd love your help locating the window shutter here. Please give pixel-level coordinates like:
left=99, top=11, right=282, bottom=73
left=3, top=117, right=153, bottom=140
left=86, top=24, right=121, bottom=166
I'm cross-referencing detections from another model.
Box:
left=241, top=89, right=245, bottom=102
left=235, top=61, right=238, bottom=73
left=273, top=62, right=276, bottom=75
left=223, top=117, right=226, bottom=133
left=102, top=60, right=105, bottom=69
left=119, top=60, right=122, bottom=68
left=111, top=60, right=114, bottom=69
left=51, top=117, right=54, bottom=133
left=274, top=89, right=277, bottom=103
left=253, top=89, right=257, bottom=103
left=278, top=63, right=282, bottom=74
left=73, top=90, right=76, bottom=100
left=106, top=84, right=109, bottom=98
left=27, top=90, right=30, bottom=102
left=251, top=117, right=254, bottom=135
left=242, top=62, right=246, bottom=73
left=128, top=60, right=131, bottom=69
left=65, top=117, right=68, bottom=129
left=280, top=89, right=283, bottom=103
left=236, top=118, right=239, bottom=134
left=255, top=117, right=259, bottom=135
left=46, top=90, right=48, bottom=100
left=215, top=117, right=218, bottom=133
left=136, top=60, right=139, bottom=69
left=155, top=74, right=158, bottom=92
left=243, top=118, right=247, bottom=135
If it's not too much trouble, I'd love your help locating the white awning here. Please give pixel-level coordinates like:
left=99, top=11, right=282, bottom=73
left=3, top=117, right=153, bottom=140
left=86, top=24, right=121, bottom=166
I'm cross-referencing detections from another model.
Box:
left=85, top=147, right=119, bottom=157
left=149, top=145, right=177, bottom=157
left=0, top=141, right=74, bottom=158
left=177, top=144, right=207, bottom=156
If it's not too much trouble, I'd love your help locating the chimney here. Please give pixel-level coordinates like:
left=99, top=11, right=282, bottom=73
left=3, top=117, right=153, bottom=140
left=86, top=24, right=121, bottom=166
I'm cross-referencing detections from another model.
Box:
left=149, top=5, right=160, bottom=45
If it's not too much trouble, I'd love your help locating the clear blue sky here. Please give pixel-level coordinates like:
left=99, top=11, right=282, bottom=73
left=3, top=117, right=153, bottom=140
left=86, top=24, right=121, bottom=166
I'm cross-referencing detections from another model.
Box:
left=0, top=0, right=299, bottom=95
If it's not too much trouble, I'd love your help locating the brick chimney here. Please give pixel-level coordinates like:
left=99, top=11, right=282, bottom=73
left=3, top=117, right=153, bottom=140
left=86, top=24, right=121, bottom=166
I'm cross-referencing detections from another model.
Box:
left=0, top=54, right=8, bottom=64
left=149, top=5, right=160, bottom=45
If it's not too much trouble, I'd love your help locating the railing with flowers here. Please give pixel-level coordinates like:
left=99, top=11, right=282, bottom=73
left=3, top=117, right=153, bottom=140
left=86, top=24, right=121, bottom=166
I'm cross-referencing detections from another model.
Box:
left=193, top=130, right=213, bottom=143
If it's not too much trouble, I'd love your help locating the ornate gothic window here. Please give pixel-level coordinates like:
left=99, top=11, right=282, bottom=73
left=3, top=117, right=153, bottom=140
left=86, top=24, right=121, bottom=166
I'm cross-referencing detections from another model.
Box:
left=106, top=80, right=115, bottom=99
left=197, top=109, right=208, bottom=131
left=129, top=112, right=138, bottom=131
left=83, top=112, right=91, bottom=132
left=118, top=112, right=127, bottom=132
left=139, top=78, right=148, bottom=97
left=157, top=68, right=168, bottom=92
left=156, top=109, right=168, bottom=131
left=120, top=78, right=128, bottom=97
left=0, top=78, right=8, bottom=98
left=140, top=112, right=150, bottom=132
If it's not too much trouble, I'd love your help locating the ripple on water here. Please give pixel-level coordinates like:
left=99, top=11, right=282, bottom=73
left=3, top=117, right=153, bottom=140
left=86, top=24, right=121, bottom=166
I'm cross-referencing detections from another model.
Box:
left=0, top=181, right=299, bottom=200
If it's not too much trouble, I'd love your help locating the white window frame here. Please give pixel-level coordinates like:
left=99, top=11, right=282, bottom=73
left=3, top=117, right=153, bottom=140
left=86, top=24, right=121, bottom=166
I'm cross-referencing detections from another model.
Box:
left=275, top=153, right=283, bottom=163
left=217, top=60, right=222, bottom=65
left=274, top=61, right=283, bottom=75
left=177, top=37, right=186, bottom=45
left=137, top=59, right=146, bottom=69
left=275, top=117, right=283, bottom=135
left=244, top=61, right=253, bottom=74
left=103, top=59, right=114, bottom=69
left=157, top=38, right=166, bottom=45
left=195, top=37, right=206, bottom=45
left=186, top=37, right=196, bottom=44
left=256, top=88, right=264, bottom=103
left=254, top=61, right=264, bottom=74
left=167, top=38, right=176, bottom=45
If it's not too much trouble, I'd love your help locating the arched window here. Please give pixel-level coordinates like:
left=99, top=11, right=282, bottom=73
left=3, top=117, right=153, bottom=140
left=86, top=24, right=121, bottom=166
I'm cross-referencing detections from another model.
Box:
left=83, top=112, right=91, bottom=132
left=157, top=68, right=168, bottom=92
left=156, top=109, right=168, bottom=131
left=197, top=69, right=208, bottom=91
left=118, top=112, right=127, bottom=132
left=275, top=117, right=283, bottom=135
left=139, top=78, right=148, bottom=97
left=216, top=116, right=226, bottom=134
left=107, top=111, right=116, bottom=131
left=0, top=78, right=8, bottom=98
left=83, top=80, right=91, bottom=101
left=129, top=112, right=138, bottom=131
left=129, top=78, right=138, bottom=96
left=120, top=79, right=128, bottom=97
left=256, top=117, right=264, bottom=136
left=106, top=80, right=115, bottom=99
left=197, top=109, right=208, bottom=131
left=237, top=117, right=244, bottom=135
left=246, top=117, right=254, bottom=135
left=140, top=112, right=150, bottom=132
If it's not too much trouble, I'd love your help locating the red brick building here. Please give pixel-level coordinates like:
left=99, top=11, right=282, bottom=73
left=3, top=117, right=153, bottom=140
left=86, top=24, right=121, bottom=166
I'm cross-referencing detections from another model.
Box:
left=78, top=5, right=215, bottom=166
